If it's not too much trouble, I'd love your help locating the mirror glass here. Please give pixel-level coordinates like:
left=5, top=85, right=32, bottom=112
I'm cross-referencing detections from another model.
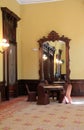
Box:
left=48, top=40, right=66, bottom=80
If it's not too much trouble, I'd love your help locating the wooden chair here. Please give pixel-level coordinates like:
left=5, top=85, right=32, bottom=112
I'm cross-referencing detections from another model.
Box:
left=37, top=84, right=50, bottom=105
left=25, top=84, right=37, bottom=102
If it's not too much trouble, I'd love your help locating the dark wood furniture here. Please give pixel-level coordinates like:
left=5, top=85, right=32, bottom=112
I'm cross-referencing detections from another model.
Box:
left=37, top=84, right=50, bottom=105
left=43, top=85, right=64, bottom=91
left=37, top=30, right=71, bottom=83
left=44, top=85, right=64, bottom=101
left=25, top=84, right=37, bottom=102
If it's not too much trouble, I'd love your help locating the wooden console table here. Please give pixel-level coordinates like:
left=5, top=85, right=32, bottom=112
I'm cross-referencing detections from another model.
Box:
left=53, top=81, right=65, bottom=85
left=44, top=85, right=64, bottom=101
left=44, top=85, right=64, bottom=90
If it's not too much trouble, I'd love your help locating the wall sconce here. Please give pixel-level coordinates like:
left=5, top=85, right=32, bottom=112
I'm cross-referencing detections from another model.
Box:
left=0, top=39, right=10, bottom=53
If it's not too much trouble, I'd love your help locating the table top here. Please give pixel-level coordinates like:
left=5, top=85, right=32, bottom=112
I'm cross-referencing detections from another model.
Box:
left=53, top=81, right=65, bottom=84
left=44, top=85, right=64, bottom=90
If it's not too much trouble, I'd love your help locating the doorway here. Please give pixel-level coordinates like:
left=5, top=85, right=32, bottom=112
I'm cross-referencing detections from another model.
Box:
left=4, top=43, right=17, bottom=99
left=1, top=7, right=20, bottom=100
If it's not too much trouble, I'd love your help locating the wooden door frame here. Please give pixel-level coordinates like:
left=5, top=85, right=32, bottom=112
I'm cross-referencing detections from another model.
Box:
left=1, top=7, right=20, bottom=100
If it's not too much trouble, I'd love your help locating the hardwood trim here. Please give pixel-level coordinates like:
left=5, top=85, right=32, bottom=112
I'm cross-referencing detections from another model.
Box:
left=0, top=82, right=6, bottom=101
left=71, top=79, right=84, bottom=96
left=1, top=79, right=84, bottom=102
left=1, top=7, right=20, bottom=21
left=1, top=7, right=21, bottom=100
left=18, top=79, right=84, bottom=96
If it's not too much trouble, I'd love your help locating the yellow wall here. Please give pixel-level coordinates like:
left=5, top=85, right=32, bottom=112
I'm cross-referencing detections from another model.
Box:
left=0, top=0, right=84, bottom=80
left=21, top=0, right=84, bottom=79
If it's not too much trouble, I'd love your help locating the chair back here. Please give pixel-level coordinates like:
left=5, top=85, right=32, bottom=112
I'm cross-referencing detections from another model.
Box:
left=25, top=84, right=30, bottom=94
left=25, top=84, right=36, bottom=101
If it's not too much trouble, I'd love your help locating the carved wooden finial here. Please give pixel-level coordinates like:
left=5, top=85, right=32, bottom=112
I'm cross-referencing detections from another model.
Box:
left=48, top=30, right=59, bottom=41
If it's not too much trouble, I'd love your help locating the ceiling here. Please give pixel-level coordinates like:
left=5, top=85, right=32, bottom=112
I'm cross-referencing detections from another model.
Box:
left=16, top=0, right=63, bottom=4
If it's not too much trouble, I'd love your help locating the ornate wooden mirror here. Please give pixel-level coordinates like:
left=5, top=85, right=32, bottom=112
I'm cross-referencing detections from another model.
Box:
left=38, top=31, right=71, bottom=83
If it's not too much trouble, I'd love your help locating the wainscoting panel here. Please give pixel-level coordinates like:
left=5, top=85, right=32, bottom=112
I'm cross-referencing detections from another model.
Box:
left=17, top=79, right=84, bottom=96
left=1, top=79, right=84, bottom=102
left=17, top=80, right=39, bottom=96
left=71, top=80, right=84, bottom=96
left=0, top=82, right=6, bottom=101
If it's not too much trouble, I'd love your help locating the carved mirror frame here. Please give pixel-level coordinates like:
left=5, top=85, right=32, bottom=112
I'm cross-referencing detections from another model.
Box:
left=38, top=31, right=71, bottom=82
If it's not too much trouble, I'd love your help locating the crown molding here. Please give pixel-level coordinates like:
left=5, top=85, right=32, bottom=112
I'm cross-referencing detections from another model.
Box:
left=16, top=0, right=63, bottom=5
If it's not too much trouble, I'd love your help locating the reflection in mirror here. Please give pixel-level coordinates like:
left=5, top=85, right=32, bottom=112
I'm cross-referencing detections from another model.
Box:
left=38, top=31, right=71, bottom=83
left=55, top=41, right=65, bottom=80
left=48, top=40, right=66, bottom=80
left=41, top=41, right=55, bottom=80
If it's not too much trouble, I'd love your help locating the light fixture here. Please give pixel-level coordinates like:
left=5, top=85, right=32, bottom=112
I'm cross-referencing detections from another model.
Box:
left=0, top=39, right=10, bottom=53
left=43, top=54, right=48, bottom=60
left=56, top=58, right=63, bottom=64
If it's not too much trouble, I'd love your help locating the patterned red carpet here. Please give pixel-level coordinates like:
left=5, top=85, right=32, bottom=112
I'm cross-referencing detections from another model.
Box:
left=0, top=96, right=26, bottom=110
left=0, top=96, right=84, bottom=130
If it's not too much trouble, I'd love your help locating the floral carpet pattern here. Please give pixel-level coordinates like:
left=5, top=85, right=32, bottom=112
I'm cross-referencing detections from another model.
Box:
left=0, top=96, right=84, bottom=130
